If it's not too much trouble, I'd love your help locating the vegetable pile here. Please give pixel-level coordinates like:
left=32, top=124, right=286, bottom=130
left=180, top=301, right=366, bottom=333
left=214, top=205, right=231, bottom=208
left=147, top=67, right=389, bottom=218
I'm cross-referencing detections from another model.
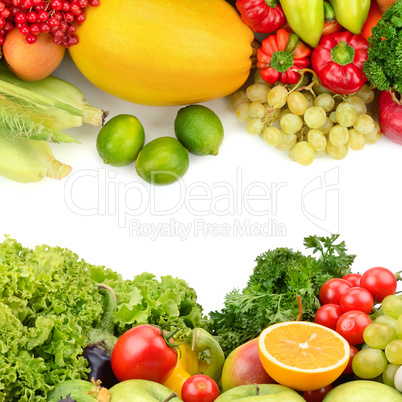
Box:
left=0, top=235, right=203, bottom=400
left=2, top=234, right=402, bottom=401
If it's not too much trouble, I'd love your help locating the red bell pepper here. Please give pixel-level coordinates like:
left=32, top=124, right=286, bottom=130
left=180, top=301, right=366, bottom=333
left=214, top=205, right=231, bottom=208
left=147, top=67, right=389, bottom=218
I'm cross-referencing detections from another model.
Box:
left=236, top=0, right=286, bottom=33
left=256, top=28, right=311, bottom=85
left=311, top=31, right=368, bottom=95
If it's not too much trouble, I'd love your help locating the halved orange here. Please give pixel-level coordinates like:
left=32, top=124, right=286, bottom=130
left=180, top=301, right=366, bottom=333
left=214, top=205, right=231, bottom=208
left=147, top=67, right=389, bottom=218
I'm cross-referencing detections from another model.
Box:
left=258, top=321, right=350, bottom=392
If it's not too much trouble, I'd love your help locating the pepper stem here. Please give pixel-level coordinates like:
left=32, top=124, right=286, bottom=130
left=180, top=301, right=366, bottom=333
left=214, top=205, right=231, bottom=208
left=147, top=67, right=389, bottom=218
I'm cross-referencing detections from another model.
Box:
left=265, top=0, right=279, bottom=7
left=270, top=51, right=294, bottom=73
left=331, top=41, right=355, bottom=66
left=190, top=328, right=225, bottom=384
left=323, top=1, right=336, bottom=22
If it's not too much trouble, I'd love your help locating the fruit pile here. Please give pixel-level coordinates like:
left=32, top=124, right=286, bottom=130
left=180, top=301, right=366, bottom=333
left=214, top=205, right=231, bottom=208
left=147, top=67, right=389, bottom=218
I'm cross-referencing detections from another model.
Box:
left=0, top=0, right=99, bottom=46
left=315, top=267, right=402, bottom=390
left=226, top=0, right=402, bottom=166
left=231, top=73, right=382, bottom=166
left=354, top=294, right=402, bottom=387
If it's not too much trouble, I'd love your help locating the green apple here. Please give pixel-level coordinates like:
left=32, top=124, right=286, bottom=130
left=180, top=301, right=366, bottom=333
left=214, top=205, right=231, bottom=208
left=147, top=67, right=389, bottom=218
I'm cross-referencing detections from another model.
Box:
left=215, top=384, right=305, bottom=401
left=221, top=338, right=276, bottom=392
left=109, top=379, right=183, bottom=401
left=323, top=380, right=402, bottom=401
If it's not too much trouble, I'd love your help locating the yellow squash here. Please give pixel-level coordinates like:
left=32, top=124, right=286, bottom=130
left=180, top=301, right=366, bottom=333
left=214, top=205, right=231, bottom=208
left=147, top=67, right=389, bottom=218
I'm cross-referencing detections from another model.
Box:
left=69, top=0, right=254, bottom=106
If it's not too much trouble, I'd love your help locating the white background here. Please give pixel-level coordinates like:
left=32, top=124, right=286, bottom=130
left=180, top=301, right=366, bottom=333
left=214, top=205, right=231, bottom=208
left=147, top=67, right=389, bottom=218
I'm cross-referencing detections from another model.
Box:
left=2, top=52, right=402, bottom=315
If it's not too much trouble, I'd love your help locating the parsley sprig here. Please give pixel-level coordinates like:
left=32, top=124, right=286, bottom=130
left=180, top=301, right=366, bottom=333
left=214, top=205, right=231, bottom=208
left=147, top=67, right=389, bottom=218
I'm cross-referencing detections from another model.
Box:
left=207, top=235, right=356, bottom=356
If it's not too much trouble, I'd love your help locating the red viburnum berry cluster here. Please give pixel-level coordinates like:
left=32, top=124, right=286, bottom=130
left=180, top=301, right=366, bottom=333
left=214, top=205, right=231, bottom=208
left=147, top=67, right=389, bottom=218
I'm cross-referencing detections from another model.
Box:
left=0, top=0, right=99, bottom=48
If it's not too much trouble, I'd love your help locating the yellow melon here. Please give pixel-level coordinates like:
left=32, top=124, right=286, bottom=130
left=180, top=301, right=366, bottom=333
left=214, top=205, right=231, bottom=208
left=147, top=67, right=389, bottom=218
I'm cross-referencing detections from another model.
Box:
left=69, top=0, right=254, bottom=106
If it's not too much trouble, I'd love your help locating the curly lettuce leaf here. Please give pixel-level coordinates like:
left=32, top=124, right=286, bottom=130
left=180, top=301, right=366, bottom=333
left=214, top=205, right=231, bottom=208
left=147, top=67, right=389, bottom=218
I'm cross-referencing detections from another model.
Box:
left=95, top=271, right=205, bottom=337
left=0, top=236, right=103, bottom=400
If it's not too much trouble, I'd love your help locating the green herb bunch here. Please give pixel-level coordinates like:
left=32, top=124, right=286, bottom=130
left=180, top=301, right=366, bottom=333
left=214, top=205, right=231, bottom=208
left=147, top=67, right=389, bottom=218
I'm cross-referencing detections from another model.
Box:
left=207, top=235, right=356, bottom=356
left=363, top=0, right=402, bottom=94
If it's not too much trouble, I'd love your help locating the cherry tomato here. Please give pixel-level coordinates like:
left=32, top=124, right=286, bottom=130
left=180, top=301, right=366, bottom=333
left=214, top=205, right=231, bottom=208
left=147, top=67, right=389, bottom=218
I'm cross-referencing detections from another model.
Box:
left=111, top=324, right=177, bottom=383
left=181, top=374, right=220, bottom=402
left=339, top=287, right=374, bottom=315
left=303, top=385, right=333, bottom=402
left=342, top=344, right=359, bottom=375
left=360, top=267, right=397, bottom=303
left=342, top=273, right=362, bottom=287
left=336, top=310, right=372, bottom=345
left=314, top=303, right=343, bottom=330
left=319, top=278, right=352, bottom=305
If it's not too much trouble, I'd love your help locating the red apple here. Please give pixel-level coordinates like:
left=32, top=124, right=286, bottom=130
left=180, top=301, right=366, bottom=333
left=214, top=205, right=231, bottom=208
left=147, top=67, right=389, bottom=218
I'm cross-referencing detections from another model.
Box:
left=378, top=90, right=402, bottom=145
left=221, top=338, right=276, bottom=392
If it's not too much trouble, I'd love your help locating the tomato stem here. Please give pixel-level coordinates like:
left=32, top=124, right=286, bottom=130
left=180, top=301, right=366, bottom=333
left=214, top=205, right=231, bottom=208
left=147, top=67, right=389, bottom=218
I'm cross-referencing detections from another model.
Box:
left=159, top=324, right=186, bottom=354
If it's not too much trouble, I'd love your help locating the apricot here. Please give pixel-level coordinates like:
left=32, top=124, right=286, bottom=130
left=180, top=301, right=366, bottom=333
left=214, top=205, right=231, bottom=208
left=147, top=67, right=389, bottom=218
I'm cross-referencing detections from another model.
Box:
left=2, top=29, right=65, bottom=81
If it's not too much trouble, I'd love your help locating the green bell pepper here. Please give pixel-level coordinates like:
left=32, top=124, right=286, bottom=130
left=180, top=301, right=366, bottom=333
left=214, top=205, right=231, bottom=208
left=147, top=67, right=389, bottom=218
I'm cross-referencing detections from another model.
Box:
left=328, top=0, right=370, bottom=34
left=279, top=0, right=324, bottom=48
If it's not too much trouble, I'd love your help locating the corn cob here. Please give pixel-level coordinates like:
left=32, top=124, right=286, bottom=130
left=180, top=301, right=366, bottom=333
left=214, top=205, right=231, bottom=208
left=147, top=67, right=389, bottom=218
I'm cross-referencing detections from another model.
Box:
left=0, top=60, right=108, bottom=143
left=0, top=135, right=72, bottom=183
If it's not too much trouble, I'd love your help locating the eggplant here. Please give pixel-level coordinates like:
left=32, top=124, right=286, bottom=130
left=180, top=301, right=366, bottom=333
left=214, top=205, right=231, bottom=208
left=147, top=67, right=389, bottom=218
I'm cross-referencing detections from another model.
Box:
left=83, top=343, right=119, bottom=389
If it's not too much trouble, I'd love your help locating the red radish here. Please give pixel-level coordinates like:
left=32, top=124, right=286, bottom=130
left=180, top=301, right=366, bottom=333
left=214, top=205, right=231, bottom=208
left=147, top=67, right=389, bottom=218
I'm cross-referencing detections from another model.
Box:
left=378, top=90, right=402, bottom=145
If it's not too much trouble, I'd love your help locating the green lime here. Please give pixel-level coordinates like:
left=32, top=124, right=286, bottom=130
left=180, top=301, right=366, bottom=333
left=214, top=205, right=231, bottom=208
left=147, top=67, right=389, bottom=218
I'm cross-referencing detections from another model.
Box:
left=135, top=137, right=189, bottom=185
left=96, top=114, right=145, bottom=167
left=174, top=104, right=224, bottom=156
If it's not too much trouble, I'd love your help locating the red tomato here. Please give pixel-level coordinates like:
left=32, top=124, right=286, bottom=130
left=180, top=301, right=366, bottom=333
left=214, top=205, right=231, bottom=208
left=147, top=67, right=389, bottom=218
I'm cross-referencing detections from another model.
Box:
left=339, top=287, right=374, bottom=315
left=342, top=273, right=362, bottom=287
left=303, top=385, right=333, bottom=402
left=181, top=374, right=220, bottom=402
left=319, top=278, right=352, bottom=305
left=336, top=310, right=372, bottom=345
left=360, top=267, right=397, bottom=303
left=342, top=344, right=359, bottom=375
left=111, top=324, right=177, bottom=383
left=314, top=303, right=343, bottom=330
